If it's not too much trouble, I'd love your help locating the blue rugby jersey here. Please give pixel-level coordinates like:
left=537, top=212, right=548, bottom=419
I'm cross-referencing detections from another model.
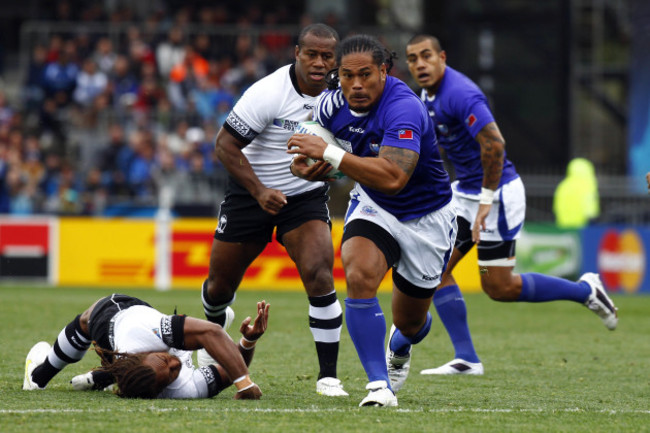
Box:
left=420, top=66, right=518, bottom=194
left=315, top=75, right=452, bottom=221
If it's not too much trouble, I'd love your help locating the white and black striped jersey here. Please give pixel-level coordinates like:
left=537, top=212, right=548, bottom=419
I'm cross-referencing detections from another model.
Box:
left=222, top=64, right=325, bottom=196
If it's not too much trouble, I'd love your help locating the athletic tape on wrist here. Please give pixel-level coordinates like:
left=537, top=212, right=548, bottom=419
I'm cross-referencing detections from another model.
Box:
left=233, top=374, right=254, bottom=391
left=239, top=337, right=256, bottom=350
left=322, top=144, right=346, bottom=170
left=479, top=188, right=495, bottom=205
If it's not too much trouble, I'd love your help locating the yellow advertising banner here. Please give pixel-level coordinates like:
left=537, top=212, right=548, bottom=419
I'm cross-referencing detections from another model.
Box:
left=58, top=218, right=156, bottom=287
left=57, top=217, right=481, bottom=292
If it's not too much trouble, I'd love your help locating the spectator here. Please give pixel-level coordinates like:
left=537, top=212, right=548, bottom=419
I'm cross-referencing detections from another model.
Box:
left=109, top=55, right=139, bottom=111
left=156, top=26, right=186, bottom=78
left=553, top=158, right=600, bottom=229
left=73, top=58, right=108, bottom=107
left=93, top=37, right=118, bottom=75
left=23, top=45, right=48, bottom=113
left=42, top=43, right=79, bottom=106
left=168, top=44, right=209, bottom=110
left=126, top=130, right=156, bottom=197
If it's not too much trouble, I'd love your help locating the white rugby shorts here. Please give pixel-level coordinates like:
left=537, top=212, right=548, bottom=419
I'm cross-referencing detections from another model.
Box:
left=452, top=177, right=526, bottom=243
left=344, top=185, right=457, bottom=289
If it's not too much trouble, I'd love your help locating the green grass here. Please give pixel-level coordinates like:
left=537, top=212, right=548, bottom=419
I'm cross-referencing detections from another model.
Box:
left=0, top=286, right=648, bottom=432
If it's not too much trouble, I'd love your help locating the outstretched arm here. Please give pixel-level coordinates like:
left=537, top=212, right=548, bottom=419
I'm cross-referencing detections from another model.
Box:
left=193, top=301, right=269, bottom=400
left=236, top=301, right=270, bottom=366
left=472, top=121, right=505, bottom=243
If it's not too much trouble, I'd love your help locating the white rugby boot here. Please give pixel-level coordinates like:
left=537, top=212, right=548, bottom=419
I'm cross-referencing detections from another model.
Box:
left=359, top=380, right=398, bottom=407
left=420, top=358, right=484, bottom=375
left=23, top=341, right=51, bottom=390
left=580, top=272, right=618, bottom=330
left=198, top=306, right=235, bottom=367
left=386, top=324, right=411, bottom=392
left=316, top=377, right=349, bottom=397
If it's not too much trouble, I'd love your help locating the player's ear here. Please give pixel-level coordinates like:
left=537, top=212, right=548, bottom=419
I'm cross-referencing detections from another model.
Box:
left=439, top=50, right=447, bottom=62
left=295, top=45, right=300, bottom=59
left=380, top=64, right=387, bottom=82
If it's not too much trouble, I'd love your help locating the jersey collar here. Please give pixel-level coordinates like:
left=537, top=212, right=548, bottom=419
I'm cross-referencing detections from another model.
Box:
left=289, top=64, right=304, bottom=97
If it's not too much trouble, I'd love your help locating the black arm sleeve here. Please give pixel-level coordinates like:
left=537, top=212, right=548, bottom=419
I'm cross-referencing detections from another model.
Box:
left=160, top=315, right=186, bottom=349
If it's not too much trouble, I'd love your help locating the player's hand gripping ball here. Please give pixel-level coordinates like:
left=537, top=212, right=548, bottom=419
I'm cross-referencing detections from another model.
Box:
left=293, top=121, right=347, bottom=179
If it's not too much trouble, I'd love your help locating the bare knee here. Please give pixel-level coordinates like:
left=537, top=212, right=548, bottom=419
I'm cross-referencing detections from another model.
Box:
left=346, top=267, right=380, bottom=299
left=481, top=274, right=521, bottom=301
left=393, top=316, right=424, bottom=337
left=298, top=260, right=334, bottom=297
left=205, top=276, right=237, bottom=304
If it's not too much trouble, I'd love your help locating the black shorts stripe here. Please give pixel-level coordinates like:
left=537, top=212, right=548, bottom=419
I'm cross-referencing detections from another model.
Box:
left=393, top=270, right=435, bottom=299
left=341, top=219, right=400, bottom=268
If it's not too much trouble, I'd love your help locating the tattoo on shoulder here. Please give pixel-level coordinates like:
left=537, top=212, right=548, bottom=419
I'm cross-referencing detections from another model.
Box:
left=379, top=146, right=418, bottom=176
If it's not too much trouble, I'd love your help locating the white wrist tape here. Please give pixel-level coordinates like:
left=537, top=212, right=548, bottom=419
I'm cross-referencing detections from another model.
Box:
left=239, top=337, right=256, bottom=350
left=479, top=188, right=495, bottom=205
left=322, top=144, right=346, bottom=170
left=236, top=382, right=256, bottom=392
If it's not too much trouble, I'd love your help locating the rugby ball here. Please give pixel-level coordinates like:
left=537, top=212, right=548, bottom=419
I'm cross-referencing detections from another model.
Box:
left=294, top=121, right=346, bottom=179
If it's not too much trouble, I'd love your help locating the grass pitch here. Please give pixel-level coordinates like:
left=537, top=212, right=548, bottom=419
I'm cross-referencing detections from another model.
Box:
left=0, top=286, right=648, bottom=432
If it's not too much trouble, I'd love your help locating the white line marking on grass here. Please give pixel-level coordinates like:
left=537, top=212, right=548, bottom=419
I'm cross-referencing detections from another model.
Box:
left=2, top=407, right=649, bottom=415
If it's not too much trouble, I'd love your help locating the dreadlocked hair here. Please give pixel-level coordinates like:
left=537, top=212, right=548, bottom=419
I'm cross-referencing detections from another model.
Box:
left=95, top=347, right=162, bottom=399
left=326, top=34, right=397, bottom=90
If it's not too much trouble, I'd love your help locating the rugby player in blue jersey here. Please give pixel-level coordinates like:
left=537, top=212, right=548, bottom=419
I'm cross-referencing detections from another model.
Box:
left=288, top=34, right=456, bottom=407
left=404, top=34, right=618, bottom=376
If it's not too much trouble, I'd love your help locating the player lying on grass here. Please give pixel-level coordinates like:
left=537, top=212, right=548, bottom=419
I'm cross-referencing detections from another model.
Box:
left=23, top=294, right=269, bottom=399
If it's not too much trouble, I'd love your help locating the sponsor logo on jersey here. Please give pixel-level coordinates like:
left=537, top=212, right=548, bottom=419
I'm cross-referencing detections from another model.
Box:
left=422, top=273, right=439, bottom=281
left=273, top=118, right=300, bottom=131
left=303, top=104, right=314, bottom=110
left=216, top=215, right=227, bottom=234
left=360, top=205, right=378, bottom=216
left=465, top=113, right=477, bottom=127
left=335, top=138, right=353, bottom=153
left=398, top=129, right=413, bottom=139
left=597, top=229, right=645, bottom=293
left=348, top=126, right=365, bottom=134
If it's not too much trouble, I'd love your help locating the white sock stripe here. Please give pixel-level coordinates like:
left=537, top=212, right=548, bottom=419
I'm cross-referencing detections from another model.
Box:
left=309, top=326, right=342, bottom=343
left=47, top=351, right=67, bottom=370
left=58, top=336, right=88, bottom=359
left=55, top=329, right=89, bottom=365
left=308, top=300, right=342, bottom=320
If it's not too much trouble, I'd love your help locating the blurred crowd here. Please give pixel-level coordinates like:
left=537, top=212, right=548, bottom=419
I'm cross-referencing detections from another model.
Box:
left=0, top=1, right=342, bottom=216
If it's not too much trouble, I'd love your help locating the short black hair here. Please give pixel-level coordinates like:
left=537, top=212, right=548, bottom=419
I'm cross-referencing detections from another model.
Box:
left=297, top=23, right=339, bottom=48
left=326, top=34, right=396, bottom=90
left=406, top=34, right=443, bottom=52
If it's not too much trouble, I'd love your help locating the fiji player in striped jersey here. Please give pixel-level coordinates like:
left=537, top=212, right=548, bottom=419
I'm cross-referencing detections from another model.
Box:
left=289, top=35, right=456, bottom=407
left=198, top=23, right=347, bottom=397
left=404, top=34, right=618, bottom=376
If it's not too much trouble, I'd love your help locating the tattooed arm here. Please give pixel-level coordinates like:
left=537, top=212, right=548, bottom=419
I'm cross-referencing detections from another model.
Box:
left=287, top=132, right=417, bottom=195
left=476, top=121, right=505, bottom=191
left=472, top=121, right=506, bottom=242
